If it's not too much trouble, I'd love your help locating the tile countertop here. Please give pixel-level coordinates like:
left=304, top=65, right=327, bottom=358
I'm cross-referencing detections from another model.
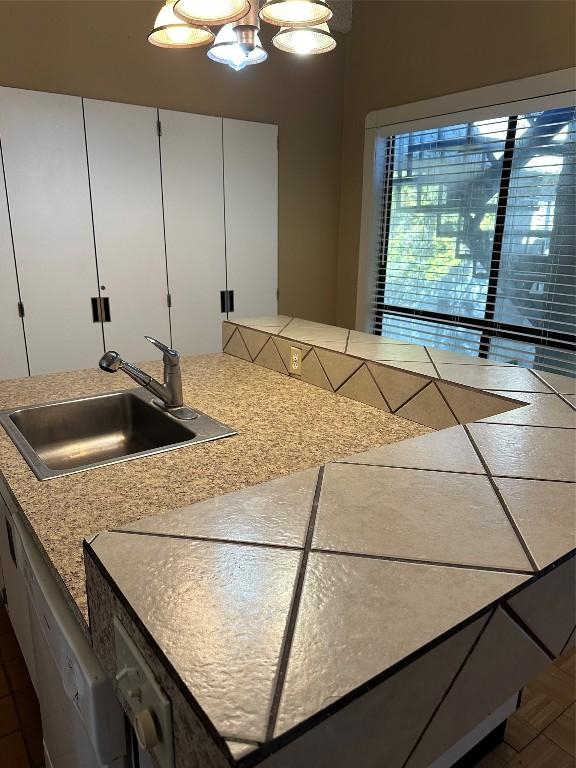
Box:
left=0, top=352, right=429, bottom=627
left=84, top=318, right=576, bottom=767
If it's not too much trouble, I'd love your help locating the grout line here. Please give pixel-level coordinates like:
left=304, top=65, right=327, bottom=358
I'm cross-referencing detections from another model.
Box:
left=558, top=624, right=576, bottom=657
left=222, top=736, right=262, bottom=747
left=492, top=474, right=576, bottom=485
left=223, top=326, right=239, bottom=353
left=462, top=425, right=539, bottom=572
left=109, top=528, right=304, bottom=552
left=237, top=327, right=256, bottom=363
left=423, top=346, right=441, bottom=378
left=278, top=318, right=295, bottom=335
left=335, top=460, right=485, bottom=476
left=365, top=363, right=392, bottom=412
left=501, top=603, right=555, bottom=661
left=400, top=609, right=495, bottom=768
left=269, top=336, right=291, bottom=376
left=313, top=349, right=338, bottom=392
left=265, top=466, right=325, bottom=742
left=473, top=421, right=576, bottom=430
left=332, top=360, right=365, bottom=393
left=311, top=547, right=534, bottom=576
left=344, top=329, right=351, bottom=354
left=390, top=380, right=433, bottom=415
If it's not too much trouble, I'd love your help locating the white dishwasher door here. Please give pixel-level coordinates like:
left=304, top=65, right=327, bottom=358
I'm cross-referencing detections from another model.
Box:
left=12, top=512, right=128, bottom=768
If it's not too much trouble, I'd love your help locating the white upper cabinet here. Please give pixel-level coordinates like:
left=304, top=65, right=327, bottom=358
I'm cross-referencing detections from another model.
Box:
left=0, top=87, right=102, bottom=375
left=223, top=119, right=278, bottom=320
left=83, top=99, right=170, bottom=363
left=159, top=110, right=226, bottom=355
left=0, top=164, right=28, bottom=380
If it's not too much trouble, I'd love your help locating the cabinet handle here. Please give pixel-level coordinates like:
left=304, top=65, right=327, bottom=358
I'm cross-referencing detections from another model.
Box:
left=91, top=297, right=111, bottom=323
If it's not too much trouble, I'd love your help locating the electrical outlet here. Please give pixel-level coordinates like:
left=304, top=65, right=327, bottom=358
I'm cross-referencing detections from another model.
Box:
left=290, top=346, right=302, bottom=375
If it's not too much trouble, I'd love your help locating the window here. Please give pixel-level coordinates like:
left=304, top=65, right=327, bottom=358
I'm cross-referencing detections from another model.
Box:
left=372, top=105, right=576, bottom=376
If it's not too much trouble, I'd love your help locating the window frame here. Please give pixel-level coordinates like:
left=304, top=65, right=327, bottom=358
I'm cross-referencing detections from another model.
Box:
left=356, top=69, right=576, bottom=351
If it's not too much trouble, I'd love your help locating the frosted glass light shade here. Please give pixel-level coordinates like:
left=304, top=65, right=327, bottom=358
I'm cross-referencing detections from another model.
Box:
left=208, top=24, right=267, bottom=70
left=272, top=22, right=336, bottom=54
left=174, top=0, right=251, bottom=25
left=260, top=0, right=332, bottom=27
left=148, top=0, right=214, bottom=48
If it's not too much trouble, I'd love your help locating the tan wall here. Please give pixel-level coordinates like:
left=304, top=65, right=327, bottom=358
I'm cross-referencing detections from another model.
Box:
left=0, top=1, right=345, bottom=324
left=336, top=0, right=576, bottom=328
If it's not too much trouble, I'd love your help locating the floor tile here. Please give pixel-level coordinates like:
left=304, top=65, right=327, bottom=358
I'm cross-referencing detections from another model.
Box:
left=406, top=609, right=551, bottom=768
left=557, top=648, right=576, bottom=679
left=508, top=558, right=576, bottom=657
left=0, top=730, right=29, bottom=768
left=276, top=552, right=524, bottom=734
left=314, top=463, right=531, bottom=570
left=480, top=392, right=576, bottom=428
left=505, top=713, right=539, bottom=751
left=301, top=349, right=332, bottom=390
left=13, top=686, right=41, bottom=728
left=545, top=709, right=575, bottom=756
left=222, top=321, right=236, bottom=347
left=0, top=693, right=19, bottom=737
left=377, top=360, right=439, bottom=377
left=427, top=349, right=512, bottom=366
left=233, top=315, right=291, bottom=332
left=367, top=362, right=431, bottom=411
left=495, top=478, right=576, bottom=570
left=0, top=665, right=8, bottom=699
left=0, top=632, right=21, bottom=664
left=223, top=327, right=251, bottom=362
left=516, top=683, right=573, bottom=733
left=22, top=720, right=44, bottom=768
left=281, top=321, right=348, bottom=344
left=506, top=733, right=574, bottom=767
left=534, top=371, right=576, bottom=395
left=337, top=425, right=485, bottom=474
left=5, top=653, right=32, bottom=694
left=396, top=383, right=459, bottom=429
left=467, top=424, right=576, bottom=482
left=238, top=327, right=269, bottom=361
left=437, top=365, right=552, bottom=392
left=353, top=343, right=431, bottom=363
left=91, top=532, right=301, bottom=742
left=274, top=614, right=486, bottom=766
left=348, top=330, right=401, bottom=344
left=120, top=467, right=319, bottom=547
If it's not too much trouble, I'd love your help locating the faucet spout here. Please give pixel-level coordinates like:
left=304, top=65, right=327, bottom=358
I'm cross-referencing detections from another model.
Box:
left=98, top=337, right=184, bottom=409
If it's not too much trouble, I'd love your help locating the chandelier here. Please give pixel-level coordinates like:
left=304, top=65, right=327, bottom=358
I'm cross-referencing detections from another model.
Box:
left=148, top=0, right=336, bottom=70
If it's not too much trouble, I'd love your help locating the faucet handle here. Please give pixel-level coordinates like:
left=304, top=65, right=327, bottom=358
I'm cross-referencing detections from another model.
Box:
left=144, top=336, right=180, bottom=364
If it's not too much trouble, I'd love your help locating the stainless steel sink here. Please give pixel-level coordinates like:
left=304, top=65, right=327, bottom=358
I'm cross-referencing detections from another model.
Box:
left=0, top=388, right=236, bottom=480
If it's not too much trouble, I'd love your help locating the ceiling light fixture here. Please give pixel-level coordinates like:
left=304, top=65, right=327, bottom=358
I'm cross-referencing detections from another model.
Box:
left=174, top=0, right=251, bottom=26
left=148, top=0, right=214, bottom=48
left=148, top=0, right=336, bottom=67
left=272, top=22, right=336, bottom=54
left=207, top=3, right=267, bottom=71
left=259, top=0, right=332, bottom=27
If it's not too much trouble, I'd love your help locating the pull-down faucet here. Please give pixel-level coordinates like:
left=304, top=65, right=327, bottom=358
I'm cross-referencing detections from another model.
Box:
left=99, top=336, right=183, bottom=409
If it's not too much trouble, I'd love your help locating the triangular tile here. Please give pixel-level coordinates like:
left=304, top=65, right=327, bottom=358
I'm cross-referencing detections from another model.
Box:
left=222, top=321, right=236, bottom=348
left=223, top=328, right=251, bottom=362
left=274, top=616, right=487, bottom=767
left=436, top=380, right=522, bottom=424
left=495, top=477, right=576, bottom=569
left=406, top=609, right=551, bottom=768
left=339, top=425, right=484, bottom=474
left=301, top=350, right=332, bottom=391
left=315, top=348, right=362, bottom=390
left=238, top=326, right=269, bottom=361
left=367, top=362, right=431, bottom=411
left=254, top=337, right=289, bottom=375
left=273, top=336, right=311, bottom=373
left=396, top=383, right=459, bottom=429
left=337, top=365, right=390, bottom=411
left=275, top=553, right=526, bottom=735
left=507, top=557, right=576, bottom=656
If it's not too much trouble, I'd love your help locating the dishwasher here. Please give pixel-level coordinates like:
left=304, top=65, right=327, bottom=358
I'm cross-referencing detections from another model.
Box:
left=0, top=488, right=146, bottom=768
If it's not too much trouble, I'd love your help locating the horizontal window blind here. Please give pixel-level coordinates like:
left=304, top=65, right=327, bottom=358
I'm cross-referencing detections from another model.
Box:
left=372, top=105, right=576, bottom=377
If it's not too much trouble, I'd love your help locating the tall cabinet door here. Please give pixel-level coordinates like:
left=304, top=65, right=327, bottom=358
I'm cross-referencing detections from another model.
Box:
left=0, top=160, right=28, bottom=380
left=159, top=110, right=226, bottom=355
left=0, top=87, right=102, bottom=375
left=223, top=119, right=278, bottom=320
left=83, top=99, right=170, bottom=363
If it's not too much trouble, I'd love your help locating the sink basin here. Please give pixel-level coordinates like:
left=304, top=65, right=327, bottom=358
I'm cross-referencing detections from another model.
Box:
left=0, top=388, right=236, bottom=480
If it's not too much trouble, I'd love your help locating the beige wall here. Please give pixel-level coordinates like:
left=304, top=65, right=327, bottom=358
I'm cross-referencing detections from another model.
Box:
left=1, top=2, right=575, bottom=329
left=0, top=1, right=345, bottom=324
left=336, top=0, right=576, bottom=327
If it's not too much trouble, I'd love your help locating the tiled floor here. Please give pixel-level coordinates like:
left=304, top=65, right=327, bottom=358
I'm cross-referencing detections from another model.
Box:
left=0, top=596, right=573, bottom=768
left=479, top=646, right=576, bottom=767
left=0, top=604, right=43, bottom=768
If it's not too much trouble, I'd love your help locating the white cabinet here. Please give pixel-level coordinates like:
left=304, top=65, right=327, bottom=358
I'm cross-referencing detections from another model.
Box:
left=223, top=118, right=278, bottom=320
left=0, top=161, right=28, bottom=379
left=0, top=87, right=103, bottom=375
left=159, top=110, right=227, bottom=355
left=83, top=99, right=170, bottom=363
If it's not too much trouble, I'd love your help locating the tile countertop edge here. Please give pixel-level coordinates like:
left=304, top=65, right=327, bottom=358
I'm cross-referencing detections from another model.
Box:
left=83, top=531, right=576, bottom=767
